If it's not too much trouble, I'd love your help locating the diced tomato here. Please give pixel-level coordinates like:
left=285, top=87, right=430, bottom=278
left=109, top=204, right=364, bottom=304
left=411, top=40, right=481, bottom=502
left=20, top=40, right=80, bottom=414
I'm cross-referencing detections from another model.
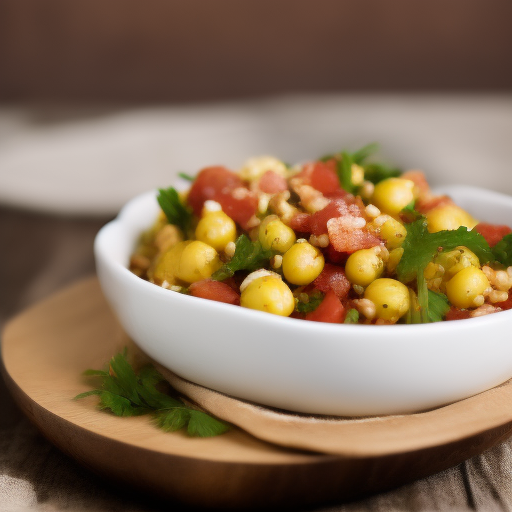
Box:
left=310, top=199, right=350, bottom=235
left=323, top=244, right=349, bottom=265
left=258, top=171, right=288, bottom=194
left=313, top=263, right=351, bottom=300
left=327, top=217, right=382, bottom=253
left=189, top=279, right=240, bottom=305
left=445, top=307, right=471, bottom=321
left=305, top=290, right=346, bottom=323
left=215, top=191, right=258, bottom=230
left=290, top=213, right=312, bottom=233
left=308, top=160, right=341, bottom=195
left=474, top=223, right=512, bottom=247
left=187, top=166, right=243, bottom=215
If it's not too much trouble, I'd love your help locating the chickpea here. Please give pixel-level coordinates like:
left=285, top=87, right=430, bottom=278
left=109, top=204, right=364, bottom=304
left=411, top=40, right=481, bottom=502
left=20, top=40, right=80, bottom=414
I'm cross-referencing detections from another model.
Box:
left=426, top=204, right=478, bottom=233
left=345, top=248, right=384, bottom=287
left=379, top=218, right=407, bottom=250
left=364, top=278, right=410, bottom=323
left=445, top=266, right=490, bottom=309
left=259, top=216, right=296, bottom=253
left=149, top=240, right=188, bottom=285
left=371, top=178, right=415, bottom=217
left=175, top=240, right=221, bottom=283
left=282, top=241, right=325, bottom=285
left=434, top=246, right=480, bottom=280
left=195, top=211, right=237, bottom=251
left=240, top=276, right=295, bottom=316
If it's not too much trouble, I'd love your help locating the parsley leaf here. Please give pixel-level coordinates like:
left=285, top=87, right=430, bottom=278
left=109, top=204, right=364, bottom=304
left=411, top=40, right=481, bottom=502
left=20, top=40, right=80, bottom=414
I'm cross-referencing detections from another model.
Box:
left=336, top=151, right=356, bottom=193
left=178, top=172, right=195, bottom=182
left=212, top=235, right=274, bottom=281
left=396, top=219, right=494, bottom=283
left=362, top=163, right=401, bottom=184
left=428, top=289, right=450, bottom=322
left=493, top=233, right=512, bottom=266
left=295, top=292, right=324, bottom=313
left=351, top=142, right=380, bottom=164
left=344, top=308, right=360, bottom=324
left=75, top=351, right=230, bottom=438
left=157, top=187, right=193, bottom=234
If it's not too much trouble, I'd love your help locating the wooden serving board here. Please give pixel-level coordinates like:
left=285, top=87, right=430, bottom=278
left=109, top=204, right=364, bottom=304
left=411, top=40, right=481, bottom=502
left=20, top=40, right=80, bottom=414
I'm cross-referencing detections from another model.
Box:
left=3, top=277, right=512, bottom=509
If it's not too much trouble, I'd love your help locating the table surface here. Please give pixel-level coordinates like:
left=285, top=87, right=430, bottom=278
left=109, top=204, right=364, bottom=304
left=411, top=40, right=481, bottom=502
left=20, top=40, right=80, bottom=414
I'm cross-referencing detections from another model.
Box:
left=2, top=205, right=512, bottom=511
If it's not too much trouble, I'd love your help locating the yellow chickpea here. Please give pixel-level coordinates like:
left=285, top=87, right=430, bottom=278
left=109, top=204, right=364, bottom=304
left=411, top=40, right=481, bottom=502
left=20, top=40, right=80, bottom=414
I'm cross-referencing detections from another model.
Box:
left=426, top=204, right=478, bottom=233
left=434, top=246, right=480, bottom=280
left=345, top=248, right=384, bottom=287
left=282, top=241, right=325, bottom=285
left=195, top=211, right=237, bottom=251
left=149, top=240, right=188, bottom=285
left=175, top=240, right=221, bottom=283
left=364, top=278, right=410, bottom=323
left=259, top=216, right=296, bottom=253
left=371, top=178, right=415, bottom=217
left=379, top=218, right=408, bottom=250
left=240, top=276, right=295, bottom=316
left=445, top=266, right=489, bottom=309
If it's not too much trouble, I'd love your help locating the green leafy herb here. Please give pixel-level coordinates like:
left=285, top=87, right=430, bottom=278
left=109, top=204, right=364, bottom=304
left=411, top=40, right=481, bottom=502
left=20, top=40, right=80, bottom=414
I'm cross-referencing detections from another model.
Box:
left=178, top=172, right=195, bottom=182
left=212, top=235, right=274, bottom=281
left=400, top=201, right=422, bottom=223
left=493, top=233, right=512, bottom=266
left=295, top=292, right=324, bottom=313
left=336, top=151, right=356, bottom=193
left=344, top=308, right=360, bottom=324
left=351, top=142, right=380, bottom=165
left=157, top=187, right=193, bottom=234
left=362, top=163, right=401, bottom=184
left=404, top=289, right=422, bottom=324
left=427, top=289, right=450, bottom=322
left=322, top=143, right=402, bottom=189
left=396, top=219, right=494, bottom=284
left=75, top=351, right=230, bottom=437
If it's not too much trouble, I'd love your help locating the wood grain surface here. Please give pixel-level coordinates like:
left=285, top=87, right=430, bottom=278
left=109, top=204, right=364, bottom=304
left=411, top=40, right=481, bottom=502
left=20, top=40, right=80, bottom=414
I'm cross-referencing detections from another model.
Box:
left=3, top=277, right=512, bottom=508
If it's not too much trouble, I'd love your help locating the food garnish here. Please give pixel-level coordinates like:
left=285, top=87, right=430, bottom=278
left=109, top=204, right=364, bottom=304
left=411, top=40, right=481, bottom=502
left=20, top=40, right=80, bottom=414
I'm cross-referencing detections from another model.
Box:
left=75, top=350, right=230, bottom=437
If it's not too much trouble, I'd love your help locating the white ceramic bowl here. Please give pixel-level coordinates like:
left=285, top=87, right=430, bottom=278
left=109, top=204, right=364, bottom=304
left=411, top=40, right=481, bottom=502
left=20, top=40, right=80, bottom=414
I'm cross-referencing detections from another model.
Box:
left=94, top=184, right=512, bottom=417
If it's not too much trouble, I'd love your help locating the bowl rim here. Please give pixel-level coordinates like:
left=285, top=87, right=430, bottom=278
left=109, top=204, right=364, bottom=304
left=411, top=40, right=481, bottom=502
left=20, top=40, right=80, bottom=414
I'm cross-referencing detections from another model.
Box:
left=94, top=183, right=512, bottom=334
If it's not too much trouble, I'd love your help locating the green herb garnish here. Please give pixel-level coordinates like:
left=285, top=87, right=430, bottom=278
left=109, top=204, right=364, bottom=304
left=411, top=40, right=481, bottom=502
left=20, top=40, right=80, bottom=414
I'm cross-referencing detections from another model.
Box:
left=344, top=308, right=360, bottom=324
left=75, top=351, right=230, bottom=437
left=336, top=151, right=356, bottom=194
left=322, top=143, right=402, bottom=191
left=427, top=289, right=450, bottom=323
left=363, top=163, right=401, bottom=184
left=212, top=235, right=274, bottom=281
left=396, top=219, right=494, bottom=284
left=397, top=218, right=493, bottom=322
left=493, top=233, right=512, bottom=266
left=178, top=172, right=195, bottom=182
left=157, top=187, right=193, bottom=234
left=295, top=292, right=324, bottom=313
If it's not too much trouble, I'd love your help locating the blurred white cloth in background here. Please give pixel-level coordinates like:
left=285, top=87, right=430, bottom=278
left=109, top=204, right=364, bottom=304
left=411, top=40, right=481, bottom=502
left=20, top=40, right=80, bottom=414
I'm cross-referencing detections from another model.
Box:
left=0, top=94, right=511, bottom=216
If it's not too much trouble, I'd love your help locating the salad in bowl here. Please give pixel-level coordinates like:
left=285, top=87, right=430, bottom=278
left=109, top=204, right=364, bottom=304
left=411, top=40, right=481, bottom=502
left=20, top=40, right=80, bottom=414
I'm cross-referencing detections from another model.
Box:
left=95, top=144, right=512, bottom=416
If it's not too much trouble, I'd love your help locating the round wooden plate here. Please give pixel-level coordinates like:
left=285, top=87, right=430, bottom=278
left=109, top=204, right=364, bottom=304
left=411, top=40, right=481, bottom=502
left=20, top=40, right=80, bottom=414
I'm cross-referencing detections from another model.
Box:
left=3, top=277, right=512, bottom=509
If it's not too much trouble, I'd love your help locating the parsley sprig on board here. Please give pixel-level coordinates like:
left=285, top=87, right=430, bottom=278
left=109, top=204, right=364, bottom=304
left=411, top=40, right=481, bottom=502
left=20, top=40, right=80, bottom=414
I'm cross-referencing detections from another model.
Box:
left=75, top=351, right=230, bottom=437
left=212, top=235, right=275, bottom=281
left=157, top=187, right=193, bottom=234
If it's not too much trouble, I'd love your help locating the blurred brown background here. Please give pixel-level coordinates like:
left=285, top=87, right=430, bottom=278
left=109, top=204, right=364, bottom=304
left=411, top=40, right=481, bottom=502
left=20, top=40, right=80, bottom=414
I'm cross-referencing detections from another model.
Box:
left=1, top=0, right=511, bottom=103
